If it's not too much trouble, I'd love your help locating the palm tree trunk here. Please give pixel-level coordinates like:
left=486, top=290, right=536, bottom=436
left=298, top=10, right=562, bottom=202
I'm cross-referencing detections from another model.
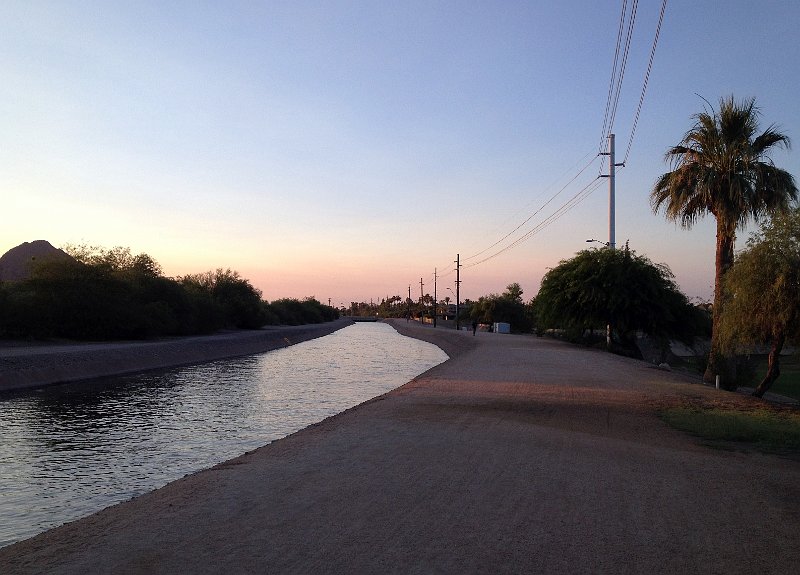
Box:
left=753, top=332, right=785, bottom=398
left=704, top=219, right=736, bottom=386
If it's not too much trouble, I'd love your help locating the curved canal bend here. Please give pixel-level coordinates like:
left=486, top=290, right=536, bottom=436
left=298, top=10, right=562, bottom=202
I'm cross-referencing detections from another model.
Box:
left=0, top=322, right=448, bottom=548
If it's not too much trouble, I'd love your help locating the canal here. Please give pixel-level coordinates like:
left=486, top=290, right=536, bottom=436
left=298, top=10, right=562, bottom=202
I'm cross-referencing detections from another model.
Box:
left=0, top=322, right=448, bottom=548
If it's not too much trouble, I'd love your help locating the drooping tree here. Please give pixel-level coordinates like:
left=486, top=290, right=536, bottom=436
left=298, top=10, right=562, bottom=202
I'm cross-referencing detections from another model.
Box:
left=651, top=96, right=797, bottom=386
left=536, top=245, right=705, bottom=359
left=718, top=207, right=800, bottom=397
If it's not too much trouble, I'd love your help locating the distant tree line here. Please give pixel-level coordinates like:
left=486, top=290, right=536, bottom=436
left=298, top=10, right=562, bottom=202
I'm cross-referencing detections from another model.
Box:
left=0, top=245, right=338, bottom=341
left=344, top=258, right=707, bottom=361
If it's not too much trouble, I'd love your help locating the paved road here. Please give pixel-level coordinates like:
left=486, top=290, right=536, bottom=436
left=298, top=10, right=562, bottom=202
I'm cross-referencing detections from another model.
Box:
left=2, top=321, right=798, bottom=574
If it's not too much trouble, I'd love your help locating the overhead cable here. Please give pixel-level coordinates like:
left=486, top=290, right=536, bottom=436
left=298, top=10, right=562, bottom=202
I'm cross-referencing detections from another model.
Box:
left=598, top=0, right=629, bottom=152
left=623, top=0, right=667, bottom=164
left=463, top=151, right=601, bottom=262
left=606, top=0, right=638, bottom=139
left=464, top=176, right=604, bottom=269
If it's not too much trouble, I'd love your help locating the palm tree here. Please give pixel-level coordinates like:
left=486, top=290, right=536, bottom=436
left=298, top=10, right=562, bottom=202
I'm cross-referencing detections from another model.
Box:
left=651, top=95, right=797, bottom=386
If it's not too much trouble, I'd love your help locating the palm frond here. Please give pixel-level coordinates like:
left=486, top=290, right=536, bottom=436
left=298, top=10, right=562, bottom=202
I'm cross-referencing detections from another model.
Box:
left=651, top=95, right=798, bottom=234
left=752, top=126, right=791, bottom=155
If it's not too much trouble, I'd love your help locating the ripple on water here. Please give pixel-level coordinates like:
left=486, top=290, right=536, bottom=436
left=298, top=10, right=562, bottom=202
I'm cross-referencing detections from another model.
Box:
left=0, top=322, right=447, bottom=548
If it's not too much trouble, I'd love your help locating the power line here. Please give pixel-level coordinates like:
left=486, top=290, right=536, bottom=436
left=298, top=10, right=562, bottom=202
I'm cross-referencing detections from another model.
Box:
left=623, top=0, right=667, bottom=165
left=463, top=152, right=601, bottom=262
left=427, top=0, right=665, bottom=280
left=439, top=152, right=599, bottom=278
left=464, top=177, right=603, bottom=268
left=452, top=149, right=599, bottom=264
left=431, top=149, right=600, bottom=278
left=598, top=0, right=639, bottom=153
left=598, top=0, right=628, bottom=152
left=464, top=176, right=604, bottom=269
left=607, top=0, right=639, bottom=138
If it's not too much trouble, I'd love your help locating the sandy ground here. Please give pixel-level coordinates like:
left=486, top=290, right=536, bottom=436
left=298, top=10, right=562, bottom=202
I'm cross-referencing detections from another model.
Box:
left=1, top=320, right=798, bottom=574
left=0, top=319, right=351, bottom=392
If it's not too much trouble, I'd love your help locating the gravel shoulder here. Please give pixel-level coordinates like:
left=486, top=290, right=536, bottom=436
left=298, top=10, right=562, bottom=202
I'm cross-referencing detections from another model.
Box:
left=1, top=320, right=798, bottom=574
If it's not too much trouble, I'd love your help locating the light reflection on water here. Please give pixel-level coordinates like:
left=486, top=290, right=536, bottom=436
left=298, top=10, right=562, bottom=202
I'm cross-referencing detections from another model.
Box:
left=0, top=322, right=447, bottom=548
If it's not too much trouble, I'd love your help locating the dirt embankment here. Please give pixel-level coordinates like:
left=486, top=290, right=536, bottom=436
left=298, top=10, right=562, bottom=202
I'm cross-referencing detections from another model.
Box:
left=387, top=319, right=478, bottom=360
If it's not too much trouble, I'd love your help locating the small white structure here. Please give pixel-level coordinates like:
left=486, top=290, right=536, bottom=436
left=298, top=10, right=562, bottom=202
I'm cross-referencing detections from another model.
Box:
left=493, top=322, right=511, bottom=334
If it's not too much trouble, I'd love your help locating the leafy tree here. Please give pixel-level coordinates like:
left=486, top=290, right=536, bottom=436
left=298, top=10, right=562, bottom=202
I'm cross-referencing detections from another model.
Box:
left=503, top=282, right=524, bottom=303
left=180, top=269, right=266, bottom=329
left=718, top=208, right=800, bottom=397
left=536, top=245, right=703, bottom=358
left=651, top=95, right=798, bottom=385
left=470, top=283, right=533, bottom=333
left=64, top=244, right=162, bottom=275
left=377, top=295, right=404, bottom=318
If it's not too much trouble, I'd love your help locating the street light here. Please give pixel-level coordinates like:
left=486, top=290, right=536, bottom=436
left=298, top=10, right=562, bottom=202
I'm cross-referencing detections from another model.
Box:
left=586, top=238, right=610, bottom=247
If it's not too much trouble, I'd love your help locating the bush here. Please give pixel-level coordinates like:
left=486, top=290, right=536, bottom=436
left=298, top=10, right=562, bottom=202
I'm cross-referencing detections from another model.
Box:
left=263, top=298, right=339, bottom=326
left=0, top=247, right=339, bottom=341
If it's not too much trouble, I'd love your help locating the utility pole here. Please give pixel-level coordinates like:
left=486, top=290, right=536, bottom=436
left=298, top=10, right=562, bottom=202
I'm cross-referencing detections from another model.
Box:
left=600, top=133, right=623, bottom=347
left=433, top=268, right=437, bottom=328
left=455, top=253, right=461, bottom=331
left=407, top=284, right=411, bottom=322
left=600, top=133, right=619, bottom=249
left=608, top=133, right=616, bottom=249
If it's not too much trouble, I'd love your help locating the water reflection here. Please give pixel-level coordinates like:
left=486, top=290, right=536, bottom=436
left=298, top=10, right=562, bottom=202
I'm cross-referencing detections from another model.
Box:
left=0, top=322, right=447, bottom=548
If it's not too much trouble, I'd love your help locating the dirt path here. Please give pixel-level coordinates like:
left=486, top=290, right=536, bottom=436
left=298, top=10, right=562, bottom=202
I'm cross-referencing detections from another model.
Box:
left=1, top=321, right=798, bottom=574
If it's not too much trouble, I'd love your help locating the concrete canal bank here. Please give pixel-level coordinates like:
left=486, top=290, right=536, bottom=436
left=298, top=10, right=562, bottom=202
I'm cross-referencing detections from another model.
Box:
left=0, top=319, right=351, bottom=392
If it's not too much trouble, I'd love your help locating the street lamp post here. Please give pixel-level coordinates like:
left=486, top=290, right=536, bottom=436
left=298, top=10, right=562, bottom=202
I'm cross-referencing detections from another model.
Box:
left=586, top=238, right=610, bottom=247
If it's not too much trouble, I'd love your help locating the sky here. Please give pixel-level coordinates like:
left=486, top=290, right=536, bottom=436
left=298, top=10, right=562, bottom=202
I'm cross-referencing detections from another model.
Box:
left=2, top=1, right=799, bottom=306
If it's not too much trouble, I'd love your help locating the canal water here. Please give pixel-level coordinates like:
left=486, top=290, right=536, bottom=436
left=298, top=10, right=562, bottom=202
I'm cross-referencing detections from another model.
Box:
left=0, top=322, right=448, bottom=548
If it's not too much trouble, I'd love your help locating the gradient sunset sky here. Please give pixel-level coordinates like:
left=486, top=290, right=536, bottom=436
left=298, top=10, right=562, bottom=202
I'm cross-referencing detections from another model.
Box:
left=2, top=1, right=798, bottom=306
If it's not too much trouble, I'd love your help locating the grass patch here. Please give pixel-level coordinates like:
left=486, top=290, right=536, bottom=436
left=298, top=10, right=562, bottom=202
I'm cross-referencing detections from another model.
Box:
left=673, top=353, right=800, bottom=401
left=660, top=404, right=800, bottom=453
left=750, top=354, right=800, bottom=401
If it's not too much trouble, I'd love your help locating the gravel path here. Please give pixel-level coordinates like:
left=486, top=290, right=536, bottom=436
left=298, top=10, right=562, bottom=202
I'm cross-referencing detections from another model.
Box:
left=1, top=320, right=798, bottom=574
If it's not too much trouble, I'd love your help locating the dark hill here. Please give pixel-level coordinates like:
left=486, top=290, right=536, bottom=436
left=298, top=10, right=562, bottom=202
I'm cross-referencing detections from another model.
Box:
left=0, top=240, right=73, bottom=282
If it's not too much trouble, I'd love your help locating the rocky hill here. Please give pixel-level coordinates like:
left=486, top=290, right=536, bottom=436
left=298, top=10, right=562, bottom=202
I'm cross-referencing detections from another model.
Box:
left=0, top=240, right=73, bottom=282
